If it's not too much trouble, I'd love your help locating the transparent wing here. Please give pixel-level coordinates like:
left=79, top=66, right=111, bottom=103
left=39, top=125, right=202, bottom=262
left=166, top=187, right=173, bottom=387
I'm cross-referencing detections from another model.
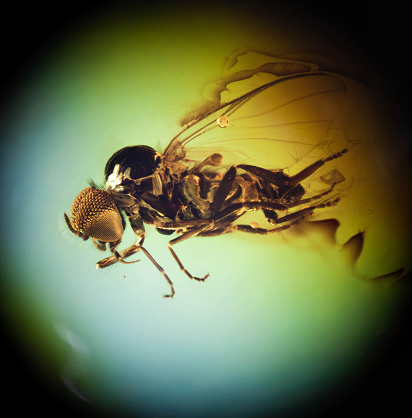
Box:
left=163, top=72, right=347, bottom=176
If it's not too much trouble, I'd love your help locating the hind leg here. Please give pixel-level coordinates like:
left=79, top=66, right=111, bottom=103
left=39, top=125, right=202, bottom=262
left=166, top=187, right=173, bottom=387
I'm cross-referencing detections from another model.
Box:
left=200, top=197, right=340, bottom=236
left=288, top=149, right=348, bottom=186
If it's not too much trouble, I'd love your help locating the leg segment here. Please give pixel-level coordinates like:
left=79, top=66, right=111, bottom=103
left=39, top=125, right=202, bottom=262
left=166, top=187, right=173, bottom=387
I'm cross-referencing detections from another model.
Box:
left=289, top=149, right=348, bottom=186
left=163, top=194, right=339, bottom=281
left=97, top=243, right=141, bottom=268
left=140, top=246, right=175, bottom=298
left=168, top=225, right=211, bottom=282
left=198, top=207, right=313, bottom=237
left=276, top=196, right=340, bottom=224
left=108, top=241, right=141, bottom=266
left=163, top=198, right=311, bottom=281
left=230, top=214, right=310, bottom=235
left=286, top=187, right=336, bottom=209
left=199, top=197, right=340, bottom=237
left=97, top=242, right=175, bottom=298
left=91, top=239, right=107, bottom=251
left=235, top=164, right=290, bottom=188
left=210, top=166, right=237, bottom=213
left=237, top=149, right=348, bottom=189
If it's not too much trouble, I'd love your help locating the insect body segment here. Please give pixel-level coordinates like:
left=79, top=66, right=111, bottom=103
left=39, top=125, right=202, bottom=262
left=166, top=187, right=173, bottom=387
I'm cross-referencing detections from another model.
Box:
left=64, top=72, right=348, bottom=298
left=64, top=187, right=140, bottom=265
left=64, top=187, right=124, bottom=243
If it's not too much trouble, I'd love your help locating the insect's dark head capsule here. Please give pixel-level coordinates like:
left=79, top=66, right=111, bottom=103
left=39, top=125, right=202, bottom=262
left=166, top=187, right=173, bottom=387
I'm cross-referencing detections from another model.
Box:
left=68, top=187, right=124, bottom=242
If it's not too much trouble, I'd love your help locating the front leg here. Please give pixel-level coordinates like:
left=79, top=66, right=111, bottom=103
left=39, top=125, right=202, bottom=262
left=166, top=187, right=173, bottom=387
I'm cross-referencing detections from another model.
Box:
left=91, top=239, right=106, bottom=251
left=97, top=210, right=175, bottom=298
left=96, top=242, right=175, bottom=298
left=96, top=243, right=142, bottom=268
left=96, top=211, right=145, bottom=269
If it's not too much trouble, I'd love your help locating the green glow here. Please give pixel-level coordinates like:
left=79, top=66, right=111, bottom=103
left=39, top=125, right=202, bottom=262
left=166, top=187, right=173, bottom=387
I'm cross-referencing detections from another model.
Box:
left=1, top=5, right=410, bottom=417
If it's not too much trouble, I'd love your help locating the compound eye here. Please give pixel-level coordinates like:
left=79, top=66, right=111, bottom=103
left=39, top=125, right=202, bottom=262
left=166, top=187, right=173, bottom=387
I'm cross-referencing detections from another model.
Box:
left=84, top=210, right=124, bottom=242
left=69, top=187, right=124, bottom=243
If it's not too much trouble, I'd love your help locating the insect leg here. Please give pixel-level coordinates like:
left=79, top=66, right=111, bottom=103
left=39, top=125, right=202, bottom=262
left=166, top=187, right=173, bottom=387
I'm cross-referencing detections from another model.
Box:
left=91, top=239, right=107, bottom=251
left=97, top=243, right=174, bottom=298
left=286, top=187, right=337, bottom=209
left=276, top=197, right=340, bottom=224
left=199, top=211, right=309, bottom=237
left=288, top=149, right=348, bottom=187
left=168, top=225, right=211, bottom=282
left=236, top=164, right=290, bottom=187
left=200, top=197, right=340, bottom=236
left=231, top=216, right=308, bottom=234
left=237, top=149, right=347, bottom=189
left=140, top=246, right=175, bottom=298
left=117, top=212, right=175, bottom=297
left=97, top=244, right=142, bottom=269
left=108, top=241, right=141, bottom=266
left=166, top=200, right=289, bottom=278
left=211, top=166, right=237, bottom=213
left=165, top=197, right=338, bottom=281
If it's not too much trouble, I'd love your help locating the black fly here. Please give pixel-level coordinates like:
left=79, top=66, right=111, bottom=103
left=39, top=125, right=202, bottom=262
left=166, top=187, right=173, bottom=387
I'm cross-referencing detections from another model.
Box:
left=64, top=72, right=348, bottom=298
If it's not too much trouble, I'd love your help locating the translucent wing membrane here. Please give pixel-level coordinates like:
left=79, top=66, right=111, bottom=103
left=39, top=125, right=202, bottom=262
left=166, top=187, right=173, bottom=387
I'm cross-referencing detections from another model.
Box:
left=164, top=72, right=346, bottom=174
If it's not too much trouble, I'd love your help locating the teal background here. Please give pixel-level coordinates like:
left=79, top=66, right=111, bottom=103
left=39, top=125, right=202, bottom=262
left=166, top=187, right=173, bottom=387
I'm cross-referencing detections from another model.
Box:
left=1, top=3, right=411, bottom=417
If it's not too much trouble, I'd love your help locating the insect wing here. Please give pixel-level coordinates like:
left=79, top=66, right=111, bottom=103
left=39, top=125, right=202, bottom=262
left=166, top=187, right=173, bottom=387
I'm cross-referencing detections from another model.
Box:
left=163, top=73, right=346, bottom=174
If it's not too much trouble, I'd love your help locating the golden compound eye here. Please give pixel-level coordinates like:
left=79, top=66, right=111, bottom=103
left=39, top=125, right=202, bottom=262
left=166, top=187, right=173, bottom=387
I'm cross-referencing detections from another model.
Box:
left=216, top=116, right=229, bottom=128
